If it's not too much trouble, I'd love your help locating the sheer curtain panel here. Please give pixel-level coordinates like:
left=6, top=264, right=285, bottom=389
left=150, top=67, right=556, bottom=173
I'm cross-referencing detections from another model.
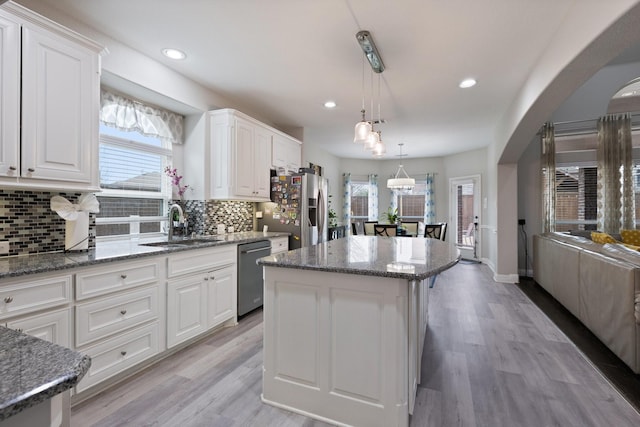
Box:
left=343, top=173, right=352, bottom=227
left=596, top=114, right=634, bottom=233
left=424, top=173, right=436, bottom=224
left=541, top=123, right=556, bottom=233
left=368, top=174, right=378, bottom=221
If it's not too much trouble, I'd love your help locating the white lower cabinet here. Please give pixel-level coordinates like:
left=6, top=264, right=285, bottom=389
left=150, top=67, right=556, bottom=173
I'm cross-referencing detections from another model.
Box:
left=6, top=307, right=71, bottom=348
left=76, top=322, right=160, bottom=393
left=75, top=285, right=160, bottom=347
left=167, top=274, right=208, bottom=348
left=207, top=264, right=236, bottom=328
left=73, top=256, right=165, bottom=394
left=270, top=236, right=289, bottom=255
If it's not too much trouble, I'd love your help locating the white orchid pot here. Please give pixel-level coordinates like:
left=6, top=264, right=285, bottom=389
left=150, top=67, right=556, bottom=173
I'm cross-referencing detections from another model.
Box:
left=51, top=193, right=100, bottom=252
left=65, top=211, right=90, bottom=251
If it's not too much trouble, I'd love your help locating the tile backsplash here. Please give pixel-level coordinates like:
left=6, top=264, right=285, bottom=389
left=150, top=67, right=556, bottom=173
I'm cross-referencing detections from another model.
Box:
left=183, top=200, right=254, bottom=235
left=0, top=189, right=96, bottom=257
left=0, top=190, right=254, bottom=257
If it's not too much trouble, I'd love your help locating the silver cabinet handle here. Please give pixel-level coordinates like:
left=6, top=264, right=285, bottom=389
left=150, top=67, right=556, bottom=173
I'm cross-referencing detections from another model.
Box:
left=4, top=297, right=13, bottom=303
left=210, top=276, right=215, bottom=280
left=120, top=351, right=127, bottom=356
left=120, top=274, right=127, bottom=279
left=8, top=166, right=16, bottom=171
left=16, top=328, right=23, bottom=333
left=27, top=168, right=35, bottom=172
left=204, top=277, right=209, bottom=281
left=120, top=309, right=127, bottom=315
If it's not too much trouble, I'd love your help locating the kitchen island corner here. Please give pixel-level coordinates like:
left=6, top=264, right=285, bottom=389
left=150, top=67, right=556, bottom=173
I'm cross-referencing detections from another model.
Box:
left=258, top=236, right=460, bottom=427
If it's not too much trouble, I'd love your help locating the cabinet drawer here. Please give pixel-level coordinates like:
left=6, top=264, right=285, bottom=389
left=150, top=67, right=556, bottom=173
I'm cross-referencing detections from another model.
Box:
left=270, top=237, right=288, bottom=254
left=6, top=308, right=71, bottom=348
left=167, top=245, right=236, bottom=278
left=76, top=322, right=160, bottom=393
left=76, top=258, right=161, bottom=300
left=75, top=286, right=159, bottom=347
left=0, top=273, right=72, bottom=320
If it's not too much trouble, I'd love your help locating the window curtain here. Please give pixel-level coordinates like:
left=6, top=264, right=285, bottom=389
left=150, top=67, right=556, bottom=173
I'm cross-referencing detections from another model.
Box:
left=368, top=174, right=378, bottom=220
left=596, top=114, right=634, bottom=233
left=343, top=173, right=352, bottom=226
left=100, top=89, right=184, bottom=144
left=541, top=123, right=556, bottom=233
left=424, top=173, right=436, bottom=224
left=389, top=190, right=397, bottom=216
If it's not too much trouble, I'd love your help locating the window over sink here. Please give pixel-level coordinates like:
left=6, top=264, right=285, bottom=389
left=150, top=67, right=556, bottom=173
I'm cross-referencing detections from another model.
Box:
left=96, top=89, right=183, bottom=239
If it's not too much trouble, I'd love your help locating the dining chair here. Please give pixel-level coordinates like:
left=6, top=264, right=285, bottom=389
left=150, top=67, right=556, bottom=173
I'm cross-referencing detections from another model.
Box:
left=374, top=224, right=397, bottom=236
left=401, top=222, right=419, bottom=237
left=363, top=221, right=378, bottom=236
left=439, top=222, right=447, bottom=241
left=424, top=223, right=445, bottom=240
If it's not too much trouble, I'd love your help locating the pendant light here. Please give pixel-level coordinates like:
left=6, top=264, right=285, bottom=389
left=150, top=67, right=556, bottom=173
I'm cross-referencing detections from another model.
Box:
left=387, top=144, right=415, bottom=190
left=368, top=73, right=386, bottom=156
left=371, top=132, right=386, bottom=158
left=353, top=53, right=371, bottom=144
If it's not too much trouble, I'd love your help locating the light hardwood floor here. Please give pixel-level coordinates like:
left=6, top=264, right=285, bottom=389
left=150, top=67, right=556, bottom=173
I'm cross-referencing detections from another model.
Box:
left=71, top=263, right=640, bottom=427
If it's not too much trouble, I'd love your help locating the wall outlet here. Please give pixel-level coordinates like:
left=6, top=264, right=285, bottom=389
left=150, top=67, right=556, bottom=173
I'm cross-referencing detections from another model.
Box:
left=0, top=241, right=9, bottom=255
left=518, top=219, right=526, bottom=225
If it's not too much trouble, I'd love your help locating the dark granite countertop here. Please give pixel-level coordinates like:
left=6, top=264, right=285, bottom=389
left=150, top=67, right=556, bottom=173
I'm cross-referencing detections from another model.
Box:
left=258, top=235, right=460, bottom=281
left=0, top=232, right=289, bottom=280
left=0, top=327, right=91, bottom=421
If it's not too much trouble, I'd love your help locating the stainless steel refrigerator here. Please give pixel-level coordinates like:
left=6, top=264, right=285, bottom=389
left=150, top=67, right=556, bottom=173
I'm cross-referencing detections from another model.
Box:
left=257, top=172, right=328, bottom=250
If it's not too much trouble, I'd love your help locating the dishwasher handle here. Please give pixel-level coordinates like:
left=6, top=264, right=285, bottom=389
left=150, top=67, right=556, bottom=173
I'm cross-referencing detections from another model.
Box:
left=241, top=246, right=272, bottom=254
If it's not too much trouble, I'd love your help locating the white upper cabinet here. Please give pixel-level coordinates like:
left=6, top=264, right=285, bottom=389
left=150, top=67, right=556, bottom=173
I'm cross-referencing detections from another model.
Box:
left=0, top=2, right=103, bottom=191
left=272, top=133, right=301, bottom=173
left=208, top=109, right=289, bottom=201
left=0, top=12, right=20, bottom=179
left=207, top=109, right=303, bottom=201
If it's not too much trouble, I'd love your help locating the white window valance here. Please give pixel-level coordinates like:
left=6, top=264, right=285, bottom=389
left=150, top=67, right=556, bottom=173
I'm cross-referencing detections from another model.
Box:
left=100, top=89, right=184, bottom=144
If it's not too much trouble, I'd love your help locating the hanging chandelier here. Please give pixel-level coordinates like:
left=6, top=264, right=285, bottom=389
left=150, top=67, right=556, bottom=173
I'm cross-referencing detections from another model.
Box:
left=387, top=143, right=415, bottom=190
left=353, top=30, right=386, bottom=157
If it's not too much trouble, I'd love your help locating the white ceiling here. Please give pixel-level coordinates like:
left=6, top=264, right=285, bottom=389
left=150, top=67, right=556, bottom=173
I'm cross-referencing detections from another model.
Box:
left=14, top=0, right=640, bottom=159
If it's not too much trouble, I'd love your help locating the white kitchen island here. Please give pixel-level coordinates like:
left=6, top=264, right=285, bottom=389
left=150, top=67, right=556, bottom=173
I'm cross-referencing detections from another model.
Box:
left=258, top=236, right=460, bottom=427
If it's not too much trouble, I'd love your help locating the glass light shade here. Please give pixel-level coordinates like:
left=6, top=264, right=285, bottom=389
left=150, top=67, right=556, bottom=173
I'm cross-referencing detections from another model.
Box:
left=363, top=130, right=380, bottom=150
left=371, top=140, right=386, bottom=158
left=354, top=120, right=372, bottom=144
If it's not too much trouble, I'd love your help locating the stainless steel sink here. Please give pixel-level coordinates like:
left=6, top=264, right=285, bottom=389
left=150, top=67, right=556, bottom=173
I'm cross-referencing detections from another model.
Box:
left=140, top=238, right=223, bottom=247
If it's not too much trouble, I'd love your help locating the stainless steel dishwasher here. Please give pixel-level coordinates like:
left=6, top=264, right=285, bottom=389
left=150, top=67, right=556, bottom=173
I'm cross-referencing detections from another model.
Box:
left=237, top=240, right=271, bottom=316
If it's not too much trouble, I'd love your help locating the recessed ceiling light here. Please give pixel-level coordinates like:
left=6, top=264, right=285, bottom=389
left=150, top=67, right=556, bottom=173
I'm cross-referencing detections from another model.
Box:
left=324, top=100, right=337, bottom=109
left=459, top=78, right=477, bottom=89
left=162, top=48, right=187, bottom=60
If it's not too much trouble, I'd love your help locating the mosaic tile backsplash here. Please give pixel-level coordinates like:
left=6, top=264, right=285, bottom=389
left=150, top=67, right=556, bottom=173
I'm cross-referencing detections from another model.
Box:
left=182, top=200, right=254, bottom=235
left=0, top=190, right=253, bottom=257
left=0, top=190, right=96, bottom=257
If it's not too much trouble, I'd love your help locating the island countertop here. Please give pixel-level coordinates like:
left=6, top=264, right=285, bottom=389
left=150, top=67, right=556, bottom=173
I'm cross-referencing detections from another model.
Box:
left=258, top=235, right=460, bottom=281
left=0, top=327, right=90, bottom=421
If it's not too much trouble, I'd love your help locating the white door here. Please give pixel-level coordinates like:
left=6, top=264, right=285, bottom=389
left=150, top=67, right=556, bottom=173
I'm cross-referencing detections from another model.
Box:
left=449, top=175, right=481, bottom=260
left=167, top=275, right=207, bottom=348
left=207, top=265, right=236, bottom=328
left=234, top=118, right=255, bottom=197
